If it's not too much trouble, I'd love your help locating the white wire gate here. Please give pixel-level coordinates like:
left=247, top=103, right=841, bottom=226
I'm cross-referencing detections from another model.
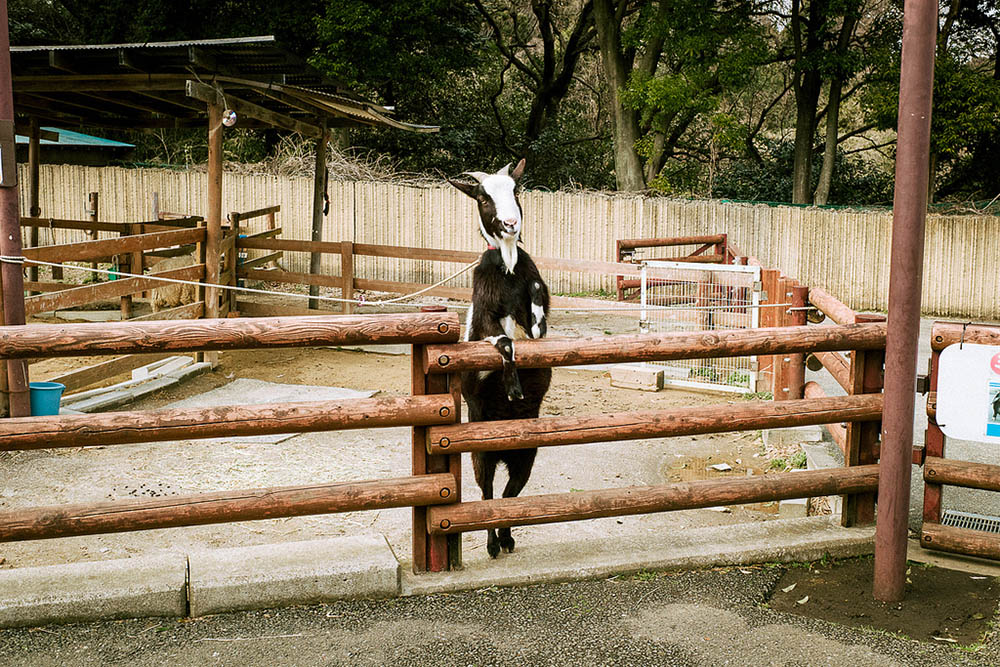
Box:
left=640, top=260, right=762, bottom=393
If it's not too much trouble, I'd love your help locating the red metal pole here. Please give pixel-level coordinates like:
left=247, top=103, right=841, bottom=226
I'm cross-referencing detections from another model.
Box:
left=873, top=0, right=937, bottom=602
left=0, top=0, right=31, bottom=417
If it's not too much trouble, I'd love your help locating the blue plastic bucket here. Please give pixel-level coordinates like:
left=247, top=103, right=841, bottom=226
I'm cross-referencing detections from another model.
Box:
left=29, top=381, right=66, bottom=416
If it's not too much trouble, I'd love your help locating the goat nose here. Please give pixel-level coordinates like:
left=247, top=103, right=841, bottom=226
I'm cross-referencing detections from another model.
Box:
left=503, top=218, right=517, bottom=227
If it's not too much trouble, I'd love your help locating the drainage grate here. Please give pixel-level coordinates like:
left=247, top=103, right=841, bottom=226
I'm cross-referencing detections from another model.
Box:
left=941, top=510, right=1000, bottom=534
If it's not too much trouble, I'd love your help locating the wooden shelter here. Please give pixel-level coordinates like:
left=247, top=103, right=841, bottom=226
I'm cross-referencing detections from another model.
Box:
left=1, top=35, right=437, bottom=416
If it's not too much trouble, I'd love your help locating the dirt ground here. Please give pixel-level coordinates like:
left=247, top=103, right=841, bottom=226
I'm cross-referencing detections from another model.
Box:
left=769, top=556, right=999, bottom=647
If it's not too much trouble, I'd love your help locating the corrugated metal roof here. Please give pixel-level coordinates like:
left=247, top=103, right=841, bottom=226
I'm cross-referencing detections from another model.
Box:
left=11, top=36, right=438, bottom=135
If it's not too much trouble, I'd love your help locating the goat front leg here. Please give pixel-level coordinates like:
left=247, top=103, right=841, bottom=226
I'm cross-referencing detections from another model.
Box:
left=484, top=335, right=522, bottom=401
left=529, top=280, right=548, bottom=339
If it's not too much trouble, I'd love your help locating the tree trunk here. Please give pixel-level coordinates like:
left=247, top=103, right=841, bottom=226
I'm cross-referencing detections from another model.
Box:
left=594, top=0, right=645, bottom=191
left=813, top=79, right=842, bottom=205
left=792, top=69, right=822, bottom=203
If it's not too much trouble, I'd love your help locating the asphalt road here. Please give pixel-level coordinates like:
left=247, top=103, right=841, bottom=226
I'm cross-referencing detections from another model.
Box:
left=0, top=568, right=995, bottom=667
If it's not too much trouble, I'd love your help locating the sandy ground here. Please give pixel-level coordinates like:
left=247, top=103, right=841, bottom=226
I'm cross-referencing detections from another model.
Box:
left=2, top=306, right=801, bottom=570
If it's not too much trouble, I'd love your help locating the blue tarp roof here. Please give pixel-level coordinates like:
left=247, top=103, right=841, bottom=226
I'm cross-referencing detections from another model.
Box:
left=15, top=127, right=133, bottom=149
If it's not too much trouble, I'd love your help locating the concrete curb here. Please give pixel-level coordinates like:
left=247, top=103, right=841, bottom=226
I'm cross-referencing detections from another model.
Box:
left=0, top=552, right=188, bottom=628
left=401, top=516, right=874, bottom=596
left=188, top=535, right=399, bottom=617
left=0, top=518, right=873, bottom=628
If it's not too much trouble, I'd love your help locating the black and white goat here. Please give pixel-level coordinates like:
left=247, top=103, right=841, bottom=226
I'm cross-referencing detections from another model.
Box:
left=449, top=159, right=551, bottom=559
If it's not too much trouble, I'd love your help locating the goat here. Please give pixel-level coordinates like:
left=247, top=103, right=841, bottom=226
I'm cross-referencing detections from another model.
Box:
left=449, top=159, right=552, bottom=559
left=992, top=390, right=1000, bottom=421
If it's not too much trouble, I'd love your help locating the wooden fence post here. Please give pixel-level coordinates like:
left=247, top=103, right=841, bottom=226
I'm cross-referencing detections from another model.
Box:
left=758, top=268, right=780, bottom=394
left=842, top=312, right=886, bottom=526
left=921, top=347, right=944, bottom=528
left=228, top=212, right=241, bottom=315
left=411, top=341, right=461, bottom=572
left=118, top=224, right=133, bottom=320
left=27, top=119, right=40, bottom=292
left=783, top=284, right=809, bottom=400
left=341, top=240, right=354, bottom=314
left=86, top=192, right=100, bottom=274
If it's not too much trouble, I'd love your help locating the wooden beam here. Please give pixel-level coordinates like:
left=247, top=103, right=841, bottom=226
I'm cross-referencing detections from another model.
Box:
left=48, top=353, right=174, bottom=393
left=427, top=394, right=882, bottom=455
left=0, top=394, right=455, bottom=451
left=13, top=74, right=190, bottom=92
left=921, top=523, right=1000, bottom=561
left=128, top=301, right=205, bottom=322
left=24, top=265, right=204, bottom=316
left=22, top=227, right=203, bottom=264
left=424, top=323, right=888, bottom=374
left=239, top=267, right=342, bottom=289
left=931, top=322, right=1000, bottom=350
left=0, top=474, right=457, bottom=543
left=618, top=235, right=727, bottom=251
left=923, top=456, right=1000, bottom=493
left=808, top=287, right=857, bottom=325
left=0, top=312, right=461, bottom=359
left=427, top=466, right=880, bottom=534
left=186, top=80, right=323, bottom=139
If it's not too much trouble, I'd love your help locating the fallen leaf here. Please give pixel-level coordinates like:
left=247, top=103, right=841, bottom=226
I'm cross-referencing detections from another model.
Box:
left=970, top=576, right=987, bottom=580
left=782, top=583, right=797, bottom=593
left=931, top=637, right=958, bottom=644
left=708, top=463, right=733, bottom=472
left=796, top=595, right=809, bottom=605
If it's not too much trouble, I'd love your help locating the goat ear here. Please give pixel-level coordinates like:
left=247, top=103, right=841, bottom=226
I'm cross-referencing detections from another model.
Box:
left=448, top=178, right=479, bottom=199
left=511, top=158, right=526, bottom=182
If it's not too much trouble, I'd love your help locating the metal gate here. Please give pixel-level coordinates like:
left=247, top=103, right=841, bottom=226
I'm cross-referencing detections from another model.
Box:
left=639, top=260, right=761, bottom=393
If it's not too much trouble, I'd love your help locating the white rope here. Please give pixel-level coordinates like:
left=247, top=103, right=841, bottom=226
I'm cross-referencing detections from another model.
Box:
left=3, top=255, right=796, bottom=315
left=11, top=256, right=481, bottom=309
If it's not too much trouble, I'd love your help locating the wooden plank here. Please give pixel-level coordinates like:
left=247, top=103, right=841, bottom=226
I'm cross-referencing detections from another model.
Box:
left=239, top=252, right=283, bottom=270
left=21, top=217, right=134, bottom=233
left=22, top=281, right=70, bottom=293
left=234, top=300, right=321, bottom=317
left=0, top=394, right=456, bottom=451
left=239, top=237, right=343, bottom=254
left=48, top=353, right=175, bottom=393
left=921, top=523, right=1000, bottom=561
left=0, top=474, right=457, bottom=543
left=922, top=349, right=945, bottom=524
left=428, top=394, right=882, bottom=454
left=22, top=228, right=204, bottom=264
left=427, top=466, right=880, bottom=534
left=1, top=312, right=461, bottom=359
left=233, top=205, right=280, bottom=221
left=618, top=235, right=727, bottom=250
left=24, top=265, right=205, bottom=316
left=240, top=267, right=343, bottom=289
left=128, top=301, right=205, bottom=322
left=425, top=323, right=888, bottom=374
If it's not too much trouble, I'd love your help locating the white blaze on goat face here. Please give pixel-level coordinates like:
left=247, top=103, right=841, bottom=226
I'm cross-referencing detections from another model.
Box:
left=481, top=169, right=522, bottom=272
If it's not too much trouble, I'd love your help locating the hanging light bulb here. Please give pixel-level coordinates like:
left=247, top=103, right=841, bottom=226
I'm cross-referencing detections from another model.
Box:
left=222, top=109, right=237, bottom=127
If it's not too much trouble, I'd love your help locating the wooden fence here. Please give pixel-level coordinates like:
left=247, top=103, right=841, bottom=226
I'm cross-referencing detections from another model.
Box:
left=0, top=310, right=889, bottom=573
left=17, top=164, right=1000, bottom=320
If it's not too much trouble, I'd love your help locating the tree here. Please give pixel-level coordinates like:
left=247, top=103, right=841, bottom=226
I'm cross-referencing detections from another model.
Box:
left=471, top=0, right=598, bottom=160
left=593, top=0, right=770, bottom=191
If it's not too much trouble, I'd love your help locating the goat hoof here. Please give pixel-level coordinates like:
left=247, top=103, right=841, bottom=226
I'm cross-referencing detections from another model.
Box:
left=486, top=541, right=501, bottom=559
left=499, top=536, right=515, bottom=553
left=507, top=388, right=523, bottom=401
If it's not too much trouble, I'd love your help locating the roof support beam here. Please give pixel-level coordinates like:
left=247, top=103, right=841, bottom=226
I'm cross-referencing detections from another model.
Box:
left=185, top=80, right=322, bottom=139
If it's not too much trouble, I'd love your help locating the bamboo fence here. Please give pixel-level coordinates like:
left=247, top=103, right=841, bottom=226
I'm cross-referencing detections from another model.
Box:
left=17, top=163, right=1000, bottom=319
